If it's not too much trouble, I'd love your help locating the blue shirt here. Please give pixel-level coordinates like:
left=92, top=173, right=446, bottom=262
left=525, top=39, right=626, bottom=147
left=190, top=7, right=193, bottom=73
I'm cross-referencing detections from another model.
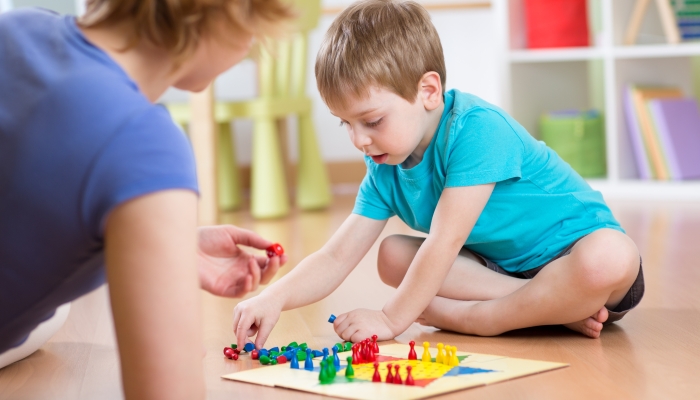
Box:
left=0, top=9, right=198, bottom=353
left=353, top=89, right=622, bottom=273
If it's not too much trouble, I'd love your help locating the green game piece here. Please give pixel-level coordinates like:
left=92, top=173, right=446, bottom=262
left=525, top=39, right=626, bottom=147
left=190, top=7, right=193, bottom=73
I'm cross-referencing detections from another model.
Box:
left=328, top=359, right=336, bottom=379
left=319, top=359, right=331, bottom=384
left=270, top=351, right=279, bottom=357
left=259, top=355, right=271, bottom=365
left=300, top=343, right=308, bottom=351
left=345, top=357, right=354, bottom=378
left=343, top=342, right=352, bottom=352
left=288, top=341, right=298, bottom=348
left=334, top=343, right=343, bottom=352
left=271, top=358, right=278, bottom=365
left=296, top=350, right=306, bottom=361
left=281, top=346, right=287, bottom=351
left=230, top=344, right=237, bottom=349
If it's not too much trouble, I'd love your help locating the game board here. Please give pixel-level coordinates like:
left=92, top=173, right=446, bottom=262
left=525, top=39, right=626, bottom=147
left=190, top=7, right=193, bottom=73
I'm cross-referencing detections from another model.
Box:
left=222, top=343, right=568, bottom=399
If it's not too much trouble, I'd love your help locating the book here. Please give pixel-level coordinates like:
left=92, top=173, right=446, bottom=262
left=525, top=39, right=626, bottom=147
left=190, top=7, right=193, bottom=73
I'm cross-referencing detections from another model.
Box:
left=648, top=98, right=700, bottom=179
left=624, top=87, right=652, bottom=179
left=630, top=86, right=684, bottom=180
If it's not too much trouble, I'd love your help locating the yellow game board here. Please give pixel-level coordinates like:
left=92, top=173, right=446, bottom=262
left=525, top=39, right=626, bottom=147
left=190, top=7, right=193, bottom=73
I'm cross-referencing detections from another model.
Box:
left=222, top=344, right=568, bottom=400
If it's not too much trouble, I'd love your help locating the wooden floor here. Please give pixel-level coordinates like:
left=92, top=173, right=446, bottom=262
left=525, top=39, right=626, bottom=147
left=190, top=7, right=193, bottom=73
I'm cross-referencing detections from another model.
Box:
left=2, top=195, right=700, bottom=399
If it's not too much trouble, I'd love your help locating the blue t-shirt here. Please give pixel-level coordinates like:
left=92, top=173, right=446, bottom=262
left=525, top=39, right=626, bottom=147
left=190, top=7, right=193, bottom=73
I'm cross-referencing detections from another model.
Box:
left=0, top=9, right=198, bottom=353
left=353, top=89, right=622, bottom=273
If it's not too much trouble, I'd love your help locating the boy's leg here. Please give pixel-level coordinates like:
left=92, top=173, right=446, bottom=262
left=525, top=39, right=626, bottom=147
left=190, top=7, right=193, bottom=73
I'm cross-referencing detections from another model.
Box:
left=377, top=234, right=528, bottom=301
left=417, top=229, right=641, bottom=338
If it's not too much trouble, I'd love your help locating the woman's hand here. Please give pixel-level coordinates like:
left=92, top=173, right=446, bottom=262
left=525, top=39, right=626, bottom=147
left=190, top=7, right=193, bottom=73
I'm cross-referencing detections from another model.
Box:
left=197, top=225, right=286, bottom=298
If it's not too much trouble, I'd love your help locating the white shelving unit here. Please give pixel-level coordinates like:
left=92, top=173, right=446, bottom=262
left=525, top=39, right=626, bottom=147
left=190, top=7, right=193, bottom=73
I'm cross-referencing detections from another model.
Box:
left=494, top=0, right=700, bottom=200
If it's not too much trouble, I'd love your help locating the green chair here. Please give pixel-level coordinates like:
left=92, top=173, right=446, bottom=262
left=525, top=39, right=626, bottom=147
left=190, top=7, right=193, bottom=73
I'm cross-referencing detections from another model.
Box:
left=167, top=0, right=331, bottom=219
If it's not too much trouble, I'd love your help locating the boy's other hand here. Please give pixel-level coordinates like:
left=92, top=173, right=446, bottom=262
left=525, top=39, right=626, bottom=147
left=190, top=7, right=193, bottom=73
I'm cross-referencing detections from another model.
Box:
left=333, top=309, right=396, bottom=343
left=232, top=294, right=283, bottom=350
left=197, top=225, right=287, bottom=298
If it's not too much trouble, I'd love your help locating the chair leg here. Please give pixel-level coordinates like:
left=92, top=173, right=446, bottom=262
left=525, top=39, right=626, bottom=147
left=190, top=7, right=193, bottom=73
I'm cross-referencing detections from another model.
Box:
left=296, top=113, right=331, bottom=210
left=217, top=121, right=243, bottom=211
left=251, top=118, right=290, bottom=219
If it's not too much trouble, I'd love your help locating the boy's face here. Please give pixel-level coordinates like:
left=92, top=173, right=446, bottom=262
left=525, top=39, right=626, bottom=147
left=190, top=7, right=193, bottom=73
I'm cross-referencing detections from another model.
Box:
left=330, top=86, right=436, bottom=166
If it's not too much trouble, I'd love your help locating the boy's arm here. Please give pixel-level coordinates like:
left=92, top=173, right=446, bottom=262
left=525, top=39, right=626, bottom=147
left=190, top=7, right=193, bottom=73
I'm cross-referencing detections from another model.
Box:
left=333, top=183, right=494, bottom=342
left=104, top=190, right=205, bottom=399
left=232, top=213, right=387, bottom=348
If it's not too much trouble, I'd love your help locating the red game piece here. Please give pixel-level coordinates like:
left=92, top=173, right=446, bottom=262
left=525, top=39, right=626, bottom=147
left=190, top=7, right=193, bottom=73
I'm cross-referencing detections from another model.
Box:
left=251, top=350, right=259, bottom=360
left=224, top=347, right=234, bottom=359
left=232, top=353, right=239, bottom=361
left=233, top=348, right=241, bottom=355
left=408, top=340, right=417, bottom=360
left=405, top=366, right=415, bottom=386
left=372, top=335, right=379, bottom=353
left=372, top=362, right=381, bottom=382
left=393, top=365, right=402, bottom=384
left=276, top=355, right=287, bottom=364
left=385, top=363, right=394, bottom=383
left=352, top=344, right=359, bottom=365
left=265, top=243, right=284, bottom=258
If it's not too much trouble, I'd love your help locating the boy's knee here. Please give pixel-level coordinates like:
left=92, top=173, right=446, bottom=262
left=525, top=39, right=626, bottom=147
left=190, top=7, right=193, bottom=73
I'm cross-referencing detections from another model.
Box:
left=573, top=230, right=639, bottom=291
left=377, top=235, right=407, bottom=287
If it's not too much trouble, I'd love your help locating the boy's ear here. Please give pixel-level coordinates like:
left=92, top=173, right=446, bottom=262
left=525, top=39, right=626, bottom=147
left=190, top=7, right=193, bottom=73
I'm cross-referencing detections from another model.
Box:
left=418, top=71, right=443, bottom=111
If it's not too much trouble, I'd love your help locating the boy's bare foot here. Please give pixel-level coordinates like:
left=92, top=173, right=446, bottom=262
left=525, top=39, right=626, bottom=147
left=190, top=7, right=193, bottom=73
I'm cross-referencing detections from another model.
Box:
left=416, top=296, right=482, bottom=335
left=563, top=307, right=608, bottom=338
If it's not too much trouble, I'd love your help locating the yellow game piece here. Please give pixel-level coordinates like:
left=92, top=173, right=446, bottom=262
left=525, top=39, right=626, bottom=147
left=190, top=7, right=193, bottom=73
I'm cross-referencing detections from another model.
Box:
left=443, top=346, right=451, bottom=365
left=421, top=342, right=431, bottom=362
left=450, top=346, right=460, bottom=366
left=436, top=343, right=444, bottom=364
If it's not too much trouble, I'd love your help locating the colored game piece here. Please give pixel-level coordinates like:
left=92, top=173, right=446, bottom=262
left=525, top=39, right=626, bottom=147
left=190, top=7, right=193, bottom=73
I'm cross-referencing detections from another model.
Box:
left=258, top=349, right=269, bottom=357
left=296, top=350, right=306, bottom=361
left=436, top=343, right=444, bottom=364
left=281, top=346, right=287, bottom=351
left=265, top=243, right=284, bottom=258
left=408, top=340, right=417, bottom=360
left=290, top=351, right=299, bottom=369
left=332, top=346, right=341, bottom=370
left=271, top=358, right=278, bottom=365
left=352, top=344, right=359, bottom=365
left=334, top=343, right=343, bottom=353
left=372, top=335, right=379, bottom=353
left=243, top=342, right=255, bottom=352
left=405, top=365, right=415, bottom=386
left=304, top=349, right=314, bottom=371
left=223, top=347, right=232, bottom=356
left=322, top=347, right=329, bottom=362
left=318, top=359, right=329, bottom=383
left=393, top=364, right=402, bottom=384
left=224, top=348, right=234, bottom=359
left=232, top=353, right=239, bottom=361
left=277, top=355, right=287, bottom=364
left=232, top=348, right=241, bottom=355
left=450, top=346, right=460, bottom=366
left=230, top=344, right=237, bottom=349
left=385, top=363, right=394, bottom=383
left=422, top=342, right=431, bottom=362
left=328, top=358, right=337, bottom=379
left=372, top=362, right=381, bottom=382
left=288, top=341, right=298, bottom=348
left=259, top=355, right=271, bottom=365
left=269, top=347, right=279, bottom=353
left=251, top=350, right=259, bottom=360
left=344, top=342, right=353, bottom=352
left=345, top=356, right=355, bottom=378
left=328, top=314, right=336, bottom=323
left=444, top=346, right=452, bottom=366
left=300, top=343, right=308, bottom=351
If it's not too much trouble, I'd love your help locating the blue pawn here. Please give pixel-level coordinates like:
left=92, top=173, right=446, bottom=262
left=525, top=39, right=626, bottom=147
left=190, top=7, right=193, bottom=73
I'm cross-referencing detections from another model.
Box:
left=243, top=342, right=255, bottom=352
left=322, top=347, right=329, bottom=363
left=269, top=347, right=279, bottom=353
left=328, top=314, right=336, bottom=323
left=304, top=348, right=314, bottom=371
left=312, top=350, right=323, bottom=358
left=290, top=351, right=299, bottom=369
left=332, top=346, right=340, bottom=371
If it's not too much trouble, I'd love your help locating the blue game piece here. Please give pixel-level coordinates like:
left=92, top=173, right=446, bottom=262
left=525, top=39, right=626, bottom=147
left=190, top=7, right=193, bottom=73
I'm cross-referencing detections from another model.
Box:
left=283, top=350, right=295, bottom=360
left=311, top=350, right=323, bottom=358
left=290, top=350, right=299, bottom=369
left=332, top=346, right=341, bottom=371
left=322, top=347, right=329, bottom=363
left=258, top=349, right=269, bottom=357
left=243, top=342, right=255, bottom=352
left=269, top=347, right=279, bottom=353
left=304, top=349, right=314, bottom=371
left=328, top=314, right=336, bottom=323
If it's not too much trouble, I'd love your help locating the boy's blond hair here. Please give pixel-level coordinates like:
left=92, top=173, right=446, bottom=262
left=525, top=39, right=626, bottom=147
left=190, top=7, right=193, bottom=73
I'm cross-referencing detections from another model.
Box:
left=80, top=0, right=294, bottom=65
left=315, top=0, right=446, bottom=110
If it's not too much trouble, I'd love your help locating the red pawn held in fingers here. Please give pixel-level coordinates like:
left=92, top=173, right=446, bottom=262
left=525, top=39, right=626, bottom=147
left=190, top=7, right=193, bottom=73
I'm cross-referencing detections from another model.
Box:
left=385, top=363, right=394, bottom=383
left=372, top=334, right=379, bottom=353
left=405, top=366, right=415, bottom=386
left=265, top=243, right=284, bottom=258
left=408, top=340, right=417, bottom=360
left=372, top=362, right=381, bottom=382
left=393, top=364, right=402, bottom=384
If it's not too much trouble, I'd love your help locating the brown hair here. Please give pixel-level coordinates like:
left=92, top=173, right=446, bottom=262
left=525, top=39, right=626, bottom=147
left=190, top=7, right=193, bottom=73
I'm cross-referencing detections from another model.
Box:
left=80, top=0, right=294, bottom=65
left=315, top=0, right=446, bottom=110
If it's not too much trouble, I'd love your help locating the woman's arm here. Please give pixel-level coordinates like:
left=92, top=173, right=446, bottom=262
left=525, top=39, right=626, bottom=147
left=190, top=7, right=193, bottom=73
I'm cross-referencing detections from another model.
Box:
left=104, top=189, right=204, bottom=400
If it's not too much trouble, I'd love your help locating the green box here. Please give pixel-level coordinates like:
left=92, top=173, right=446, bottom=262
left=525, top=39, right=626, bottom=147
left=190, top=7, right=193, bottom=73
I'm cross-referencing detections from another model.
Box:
left=540, top=110, right=606, bottom=178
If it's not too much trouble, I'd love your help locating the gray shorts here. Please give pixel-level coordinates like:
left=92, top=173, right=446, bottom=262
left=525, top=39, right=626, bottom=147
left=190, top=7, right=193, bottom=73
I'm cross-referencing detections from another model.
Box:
left=473, top=237, right=645, bottom=325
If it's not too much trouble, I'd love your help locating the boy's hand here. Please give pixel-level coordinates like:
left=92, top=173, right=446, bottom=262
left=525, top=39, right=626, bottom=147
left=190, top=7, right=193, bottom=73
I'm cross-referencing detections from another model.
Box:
left=197, top=225, right=287, bottom=298
left=333, top=309, right=397, bottom=343
left=232, top=294, right=283, bottom=349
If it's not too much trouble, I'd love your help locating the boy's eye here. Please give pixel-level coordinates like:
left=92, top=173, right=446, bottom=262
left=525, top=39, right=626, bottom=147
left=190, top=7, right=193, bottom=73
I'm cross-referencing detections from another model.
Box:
left=366, top=118, right=382, bottom=128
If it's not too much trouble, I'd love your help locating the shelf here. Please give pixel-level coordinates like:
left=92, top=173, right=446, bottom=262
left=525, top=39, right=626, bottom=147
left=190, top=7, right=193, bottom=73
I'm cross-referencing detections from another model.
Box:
left=613, top=42, right=700, bottom=59
left=589, top=179, right=700, bottom=200
left=509, top=47, right=604, bottom=63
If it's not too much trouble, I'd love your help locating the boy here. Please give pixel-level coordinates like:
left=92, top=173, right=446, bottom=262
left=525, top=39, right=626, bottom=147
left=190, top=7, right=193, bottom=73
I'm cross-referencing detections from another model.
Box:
left=233, top=0, right=644, bottom=346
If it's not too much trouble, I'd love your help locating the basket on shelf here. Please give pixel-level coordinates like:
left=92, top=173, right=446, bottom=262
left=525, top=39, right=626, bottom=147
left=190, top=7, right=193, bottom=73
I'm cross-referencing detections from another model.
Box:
left=540, top=110, right=606, bottom=178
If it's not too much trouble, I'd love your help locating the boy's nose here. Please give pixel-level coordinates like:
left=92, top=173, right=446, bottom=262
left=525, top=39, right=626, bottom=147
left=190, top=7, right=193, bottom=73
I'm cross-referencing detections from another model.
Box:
left=352, top=129, right=372, bottom=149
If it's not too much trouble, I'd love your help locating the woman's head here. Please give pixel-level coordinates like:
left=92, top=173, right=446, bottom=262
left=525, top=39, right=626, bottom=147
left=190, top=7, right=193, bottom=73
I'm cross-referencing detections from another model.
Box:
left=80, top=0, right=294, bottom=90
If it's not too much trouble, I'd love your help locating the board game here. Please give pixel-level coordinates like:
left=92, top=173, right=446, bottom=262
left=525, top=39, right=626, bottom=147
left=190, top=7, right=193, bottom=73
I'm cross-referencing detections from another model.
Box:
left=222, top=343, right=568, bottom=399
